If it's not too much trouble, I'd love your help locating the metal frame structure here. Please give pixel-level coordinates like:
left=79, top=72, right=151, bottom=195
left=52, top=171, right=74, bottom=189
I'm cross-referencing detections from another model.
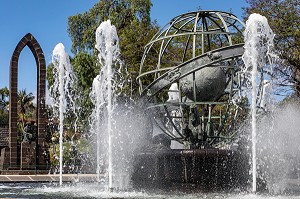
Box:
left=137, top=11, right=247, bottom=149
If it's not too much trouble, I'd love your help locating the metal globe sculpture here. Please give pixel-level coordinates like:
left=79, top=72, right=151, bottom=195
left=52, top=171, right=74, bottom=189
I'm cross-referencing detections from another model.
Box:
left=137, top=11, right=246, bottom=149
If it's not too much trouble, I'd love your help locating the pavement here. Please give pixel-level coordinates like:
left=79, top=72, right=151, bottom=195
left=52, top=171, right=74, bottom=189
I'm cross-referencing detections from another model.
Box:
left=0, top=174, right=100, bottom=182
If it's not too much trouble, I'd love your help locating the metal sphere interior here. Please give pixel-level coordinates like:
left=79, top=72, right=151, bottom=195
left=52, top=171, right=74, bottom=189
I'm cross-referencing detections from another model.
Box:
left=137, top=10, right=246, bottom=149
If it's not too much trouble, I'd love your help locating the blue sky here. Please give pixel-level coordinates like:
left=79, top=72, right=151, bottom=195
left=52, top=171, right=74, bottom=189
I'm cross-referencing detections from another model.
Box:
left=0, top=0, right=247, bottom=96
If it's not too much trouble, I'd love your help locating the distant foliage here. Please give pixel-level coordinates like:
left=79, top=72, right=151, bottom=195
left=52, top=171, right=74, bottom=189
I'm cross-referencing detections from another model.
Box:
left=0, top=87, right=9, bottom=124
left=67, top=0, right=159, bottom=98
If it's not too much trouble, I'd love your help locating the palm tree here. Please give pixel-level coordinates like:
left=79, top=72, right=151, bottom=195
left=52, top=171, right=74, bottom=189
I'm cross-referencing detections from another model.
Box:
left=17, top=89, right=35, bottom=125
left=17, top=89, right=36, bottom=142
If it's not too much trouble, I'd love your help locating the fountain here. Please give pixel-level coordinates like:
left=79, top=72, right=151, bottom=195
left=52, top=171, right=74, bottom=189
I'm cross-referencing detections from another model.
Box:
left=48, top=11, right=285, bottom=194
left=135, top=10, right=249, bottom=190
left=90, top=20, right=150, bottom=191
left=2, top=9, right=300, bottom=199
left=133, top=10, right=285, bottom=194
left=242, top=13, right=275, bottom=193
left=90, top=20, right=119, bottom=190
left=50, top=43, right=77, bottom=185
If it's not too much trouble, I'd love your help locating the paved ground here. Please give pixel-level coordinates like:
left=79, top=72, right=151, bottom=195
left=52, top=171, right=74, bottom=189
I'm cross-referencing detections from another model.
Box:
left=0, top=174, right=100, bottom=182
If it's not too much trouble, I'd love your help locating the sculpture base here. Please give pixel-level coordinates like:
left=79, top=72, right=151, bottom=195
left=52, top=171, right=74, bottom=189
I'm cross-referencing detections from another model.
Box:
left=132, top=147, right=249, bottom=191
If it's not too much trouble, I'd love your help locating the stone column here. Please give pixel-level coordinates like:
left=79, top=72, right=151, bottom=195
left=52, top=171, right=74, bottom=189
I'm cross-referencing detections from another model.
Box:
left=9, top=50, right=20, bottom=169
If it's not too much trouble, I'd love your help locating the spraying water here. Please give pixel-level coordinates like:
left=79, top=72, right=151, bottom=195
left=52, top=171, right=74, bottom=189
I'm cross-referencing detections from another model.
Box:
left=242, top=13, right=275, bottom=193
left=51, top=43, right=77, bottom=186
left=90, top=20, right=149, bottom=191
left=91, top=20, right=119, bottom=190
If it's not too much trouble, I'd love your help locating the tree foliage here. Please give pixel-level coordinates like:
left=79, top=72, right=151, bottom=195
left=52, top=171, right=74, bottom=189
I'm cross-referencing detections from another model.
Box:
left=17, top=89, right=35, bottom=142
left=17, top=89, right=35, bottom=124
left=67, top=0, right=159, bottom=98
left=68, top=0, right=153, bottom=54
left=0, top=87, right=37, bottom=128
left=71, top=52, right=97, bottom=128
left=0, top=87, right=9, bottom=110
left=0, top=87, right=9, bottom=124
left=243, top=0, right=300, bottom=94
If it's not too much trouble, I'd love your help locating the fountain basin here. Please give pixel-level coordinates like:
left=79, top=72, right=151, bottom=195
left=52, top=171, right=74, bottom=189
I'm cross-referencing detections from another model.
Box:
left=132, top=148, right=248, bottom=191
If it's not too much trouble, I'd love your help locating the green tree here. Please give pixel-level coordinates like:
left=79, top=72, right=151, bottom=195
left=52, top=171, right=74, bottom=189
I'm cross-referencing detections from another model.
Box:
left=17, top=89, right=35, bottom=125
left=14, top=89, right=36, bottom=142
left=68, top=0, right=153, bottom=54
left=0, top=87, right=9, bottom=124
left=67, top=0, right=159, bottom=98
left=243, top=0, right=300, bottom=95
left=71, top=52, right=97, bottom=128
left=0, top=87, right=9, bottom=106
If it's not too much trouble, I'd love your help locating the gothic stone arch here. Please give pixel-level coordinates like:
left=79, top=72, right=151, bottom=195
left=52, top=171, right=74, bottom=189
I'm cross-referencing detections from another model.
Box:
left=8, top=33, right=47, bottom=169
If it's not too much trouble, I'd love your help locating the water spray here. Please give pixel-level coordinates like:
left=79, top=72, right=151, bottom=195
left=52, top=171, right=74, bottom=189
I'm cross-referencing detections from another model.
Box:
left=242, top=13, right=275, bottom=193
left=51, top=43, right=76, bottom=186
